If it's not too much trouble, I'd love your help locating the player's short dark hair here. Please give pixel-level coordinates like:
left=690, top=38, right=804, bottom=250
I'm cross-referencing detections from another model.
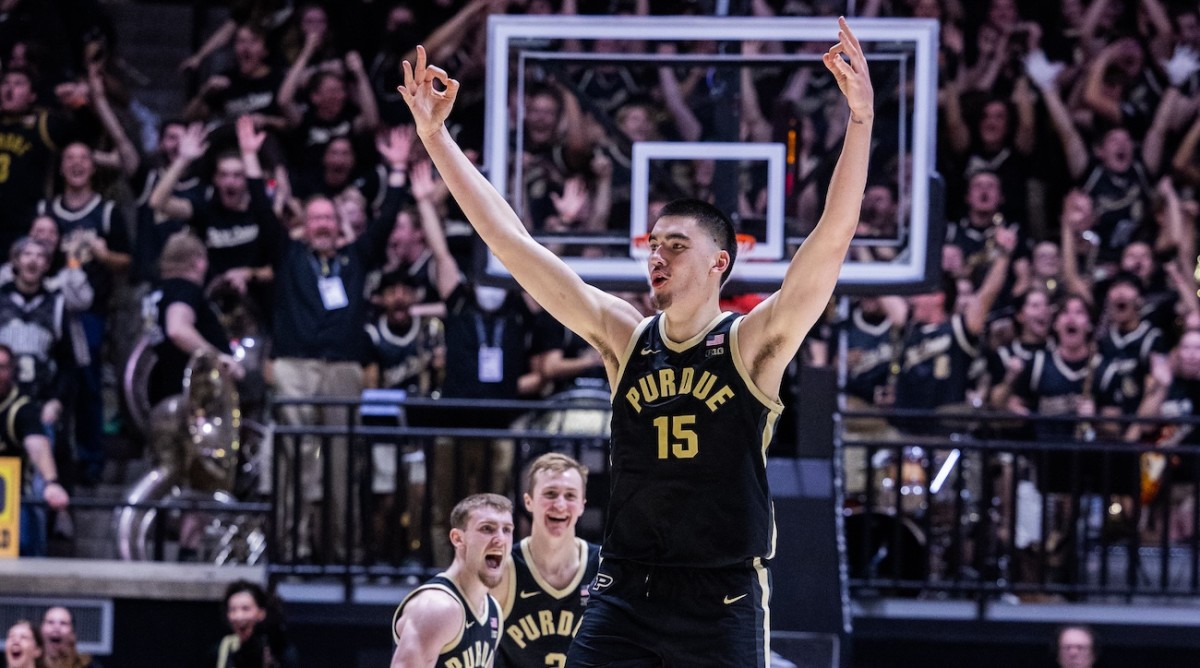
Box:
left=524, top=452, right=589, bottom=497
left=450, top=493, right=513, bottom=531
left=654, top=198, right=737, bottom=286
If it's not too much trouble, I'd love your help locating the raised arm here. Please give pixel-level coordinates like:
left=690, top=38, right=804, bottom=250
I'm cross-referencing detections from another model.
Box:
left=277, top=30, right=319, bottom=127
left=346, top=51, right=381, bottom=136
left=398, top=46, right=641, bottom=366
left=410, top=160, right=461, bottom=301
left=149, top=122, right=206, bottom=221
left=739, top=17, right=872, bottom=392
left=87, top=66, right=140, bottom=178
left=1027, top=51, right=1088, bottom=180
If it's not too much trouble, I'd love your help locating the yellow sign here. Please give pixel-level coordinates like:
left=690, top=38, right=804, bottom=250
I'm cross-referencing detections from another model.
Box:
left=0, top=457, right=21, bottom=558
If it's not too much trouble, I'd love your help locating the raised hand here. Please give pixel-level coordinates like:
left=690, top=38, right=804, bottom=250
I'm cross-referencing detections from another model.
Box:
left=178, top=122, right=209, bottom=162
left=550, top=177, right=589, bottom=225
left=397, top=45, right=461, bottom=140
left=822, top=17, right=873, bottom=123
left=409, top=160, right=439, bottom=203
left=236, top=114, right=265, bottom=155
left=376, top=124, right=415, bottom=169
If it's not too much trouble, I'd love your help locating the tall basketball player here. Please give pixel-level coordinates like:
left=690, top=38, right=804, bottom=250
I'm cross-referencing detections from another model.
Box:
left=398, top=16, right=873, bottom=667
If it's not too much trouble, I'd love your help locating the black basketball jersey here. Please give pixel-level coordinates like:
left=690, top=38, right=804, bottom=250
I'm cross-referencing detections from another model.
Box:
left=1161, top=378, right=1200, bottom=446
left=894, top=314, right=979, bottom=411
left=1095, top=321, right=1164, bottom=413
left=608, top=312, right=781, bottom=567
left=39, top=194, right=131, bottom=312
left=393, top=573, right=501, bottom=668
left=0, top=283, right=65, bottom=400
left=365, top=314, right=443, bottom=395
left=497, top=538, right=600, bottom=668
left=1014, top=349, right=1095, bottom=441
left=843, top=306, right=895, bottom=403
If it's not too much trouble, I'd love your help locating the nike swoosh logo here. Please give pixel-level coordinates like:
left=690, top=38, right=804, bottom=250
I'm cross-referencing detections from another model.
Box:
left=723, top=594, right=748, bottom=605
left=519, top=590, right=541, bottom=599
left=466, top=621, right=476, bottom=629
left=640, top=347, right=658, bottom=356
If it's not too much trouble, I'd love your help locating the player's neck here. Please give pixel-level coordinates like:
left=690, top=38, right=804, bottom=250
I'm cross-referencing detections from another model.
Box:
left=445, top=562, right=489, bottom=612
left=662, top=299, right=722, bottom=343
left=528, top=533, right=579, bottom=584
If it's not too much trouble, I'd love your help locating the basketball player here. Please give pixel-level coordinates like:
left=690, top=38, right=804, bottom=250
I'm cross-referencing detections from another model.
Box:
left=391, top=493, right=513, bottom=668
left=398, top=16, right=872, bottom=666
left=490, top=453, right=600, bottom=668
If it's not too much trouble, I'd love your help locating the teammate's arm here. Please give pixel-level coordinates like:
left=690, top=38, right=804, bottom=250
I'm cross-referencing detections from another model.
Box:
left=391, top=591, right=462, bottom=668
left=398, top=46, right=642, bottom=366
left=739, top=17, right=873, bottom=392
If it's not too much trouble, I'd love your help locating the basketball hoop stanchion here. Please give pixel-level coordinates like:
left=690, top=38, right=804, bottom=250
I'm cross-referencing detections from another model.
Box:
left=632, top=233, right=758, bottom=256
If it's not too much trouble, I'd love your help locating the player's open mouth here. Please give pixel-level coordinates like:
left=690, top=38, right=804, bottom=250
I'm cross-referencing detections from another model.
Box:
left=651, top=273, right=668, bottom=288
left=485, top=554, right=503, bottom=568
left=547, top=515, right=568, bottom=525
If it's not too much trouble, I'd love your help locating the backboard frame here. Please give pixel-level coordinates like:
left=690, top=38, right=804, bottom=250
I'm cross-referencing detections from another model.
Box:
left=483, top=15, right=941, bottom=294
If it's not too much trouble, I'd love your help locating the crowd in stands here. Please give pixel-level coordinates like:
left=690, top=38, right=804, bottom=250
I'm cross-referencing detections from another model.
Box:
left=2, top=0, right=1200, bottom=574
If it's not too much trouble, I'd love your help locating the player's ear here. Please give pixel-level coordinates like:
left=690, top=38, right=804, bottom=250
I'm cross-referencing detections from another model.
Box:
left=449, top=527, right=464, bottom=549
left=523, top=493, right=533, bottom=513
left=713, top=250, right=730, bottom=275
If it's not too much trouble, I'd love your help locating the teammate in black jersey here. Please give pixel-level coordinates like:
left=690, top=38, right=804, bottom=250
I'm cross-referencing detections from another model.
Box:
left=398, top=17, right=872, bottom=666
left=491, top=453, right=600, bottom=668
left=392, top=493, right=513, bottom=668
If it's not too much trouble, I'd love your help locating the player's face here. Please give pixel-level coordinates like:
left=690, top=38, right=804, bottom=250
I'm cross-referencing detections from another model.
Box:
left=304, top=199, right=340, bottom=254
left=4, top=623, right=40, bottom=668
left=1057, top=628, right=1095, bottom=668
left=453, top=507, right=514, bottom=589
left=0, top=72, right=35, bottom=113
left=645, top=216, right=724, bottom=311
left=61, top=143, right=95, bottom=190
left=525, top=468, right=585, bottom=539
left=40, top=607, right=74, bottom=654
left=226, top=592, right=266, bottom=642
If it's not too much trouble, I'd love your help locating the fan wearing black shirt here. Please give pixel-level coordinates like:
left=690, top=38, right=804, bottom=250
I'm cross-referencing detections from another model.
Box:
left=149, top=119, right=276, bottom=300
left=147, top=233, right=243, bottom=406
